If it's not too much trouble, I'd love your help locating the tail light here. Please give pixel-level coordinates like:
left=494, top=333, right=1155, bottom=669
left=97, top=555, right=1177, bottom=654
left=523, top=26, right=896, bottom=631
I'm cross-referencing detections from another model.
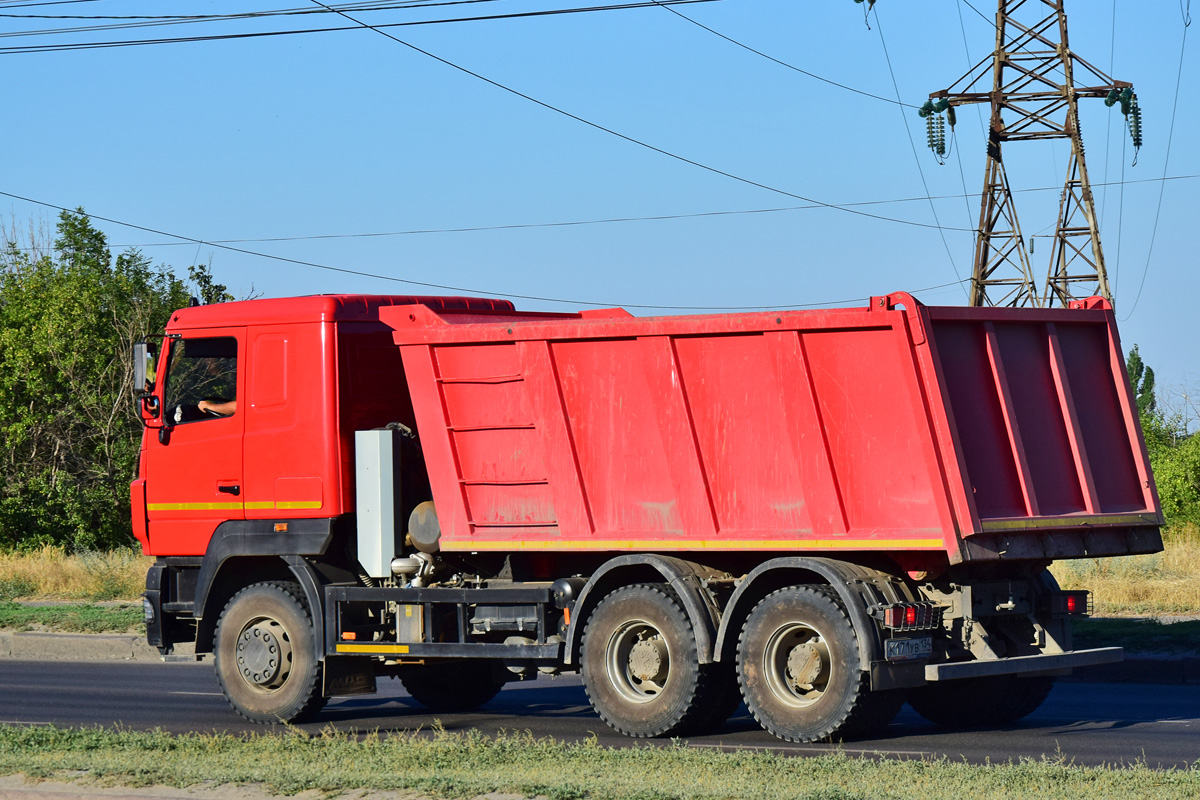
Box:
left=1050, top=590, right=1092, bottom=617
left=878, top=602, right=945, bottom=631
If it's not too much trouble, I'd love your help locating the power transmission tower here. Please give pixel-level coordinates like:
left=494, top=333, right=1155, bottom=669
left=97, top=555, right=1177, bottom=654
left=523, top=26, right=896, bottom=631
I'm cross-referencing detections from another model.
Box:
left=922, top=0, right=1140, bottom=307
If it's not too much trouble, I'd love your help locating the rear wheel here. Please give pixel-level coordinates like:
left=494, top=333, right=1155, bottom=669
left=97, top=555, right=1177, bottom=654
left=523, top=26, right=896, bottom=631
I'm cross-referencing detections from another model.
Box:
left=581, top=584, right=706, bottom=738
left=737, top=586, right=880, bottom=743
left=681, top=661, right=743, bottom=734
left=908, top=675, right=1056, bottom=728
left=399, top=661, right=506, bottom=712
left=214, top=581, right=326, bottom=724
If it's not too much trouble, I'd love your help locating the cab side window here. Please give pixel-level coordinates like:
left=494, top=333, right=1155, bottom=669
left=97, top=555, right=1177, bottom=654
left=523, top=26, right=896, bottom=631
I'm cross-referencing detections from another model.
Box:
left=164, top=337, right=238, bottom=424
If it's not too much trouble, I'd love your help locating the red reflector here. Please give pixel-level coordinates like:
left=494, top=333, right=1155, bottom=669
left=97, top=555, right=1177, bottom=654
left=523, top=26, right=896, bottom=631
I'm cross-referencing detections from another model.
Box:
left=905, top=607, right=917, bottom=625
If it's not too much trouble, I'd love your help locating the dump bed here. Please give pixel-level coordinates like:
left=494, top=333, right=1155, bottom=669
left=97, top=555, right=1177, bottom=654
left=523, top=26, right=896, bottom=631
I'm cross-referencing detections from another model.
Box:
left=381, top=292, right=1162, bottom=565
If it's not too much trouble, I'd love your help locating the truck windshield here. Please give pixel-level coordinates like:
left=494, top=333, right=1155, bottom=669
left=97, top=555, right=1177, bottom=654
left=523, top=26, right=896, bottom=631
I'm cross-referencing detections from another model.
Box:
left=164, top=337, right=238, bottom=423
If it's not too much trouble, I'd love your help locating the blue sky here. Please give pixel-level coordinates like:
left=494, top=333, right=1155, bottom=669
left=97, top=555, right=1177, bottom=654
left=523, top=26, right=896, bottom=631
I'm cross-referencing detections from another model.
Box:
left=3, top=0, right=1196, bottom=415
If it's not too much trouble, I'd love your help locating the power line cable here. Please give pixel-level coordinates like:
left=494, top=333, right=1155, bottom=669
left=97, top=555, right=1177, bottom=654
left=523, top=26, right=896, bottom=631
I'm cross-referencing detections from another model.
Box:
left=953, top=0, right=984, bottom=235
left=0, top=0, right=98, bottom=8
left=1099, top=0, right=1117, bottom=228
left=0, top=187, right=968, bottom=311
left=0, top=1, right=718, bottom=49
left=873, top=7, right=966, bottom=296
left=1122, top=8, right=1189, bottom=319
left=90, top=174, right=1199, bottom=249
left=0, top=0, right=700, bottom=39
left=954, top=0, right=986, bottom=141
left=1116, top=119, right=1126, bottom=292
left=0, top=1, right=491, bottom=28
left=648, top=0, right=915, bottom=108
left=301, top=0, right=973, bottom=233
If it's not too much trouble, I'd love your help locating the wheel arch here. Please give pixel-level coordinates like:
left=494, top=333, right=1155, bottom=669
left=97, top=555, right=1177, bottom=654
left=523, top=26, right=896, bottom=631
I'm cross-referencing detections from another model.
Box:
left=193, top=518, right=337, bottom=657
left=713, top=557, right=911, bottom=671
left=563, top=555, right=724, bottom=666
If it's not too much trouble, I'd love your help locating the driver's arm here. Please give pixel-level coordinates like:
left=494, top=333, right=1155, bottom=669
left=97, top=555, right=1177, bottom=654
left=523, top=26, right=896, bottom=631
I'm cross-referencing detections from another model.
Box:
left=197, top=399, right=237, bottom=416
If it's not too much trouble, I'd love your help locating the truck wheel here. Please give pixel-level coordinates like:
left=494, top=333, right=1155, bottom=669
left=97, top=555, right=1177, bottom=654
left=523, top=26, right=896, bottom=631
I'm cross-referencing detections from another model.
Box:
left=679, top=662, right=743, bottom=735
left=838, top=687, right=907, bottom=738
left=737, top=586, right=873, bottom=743
left=908, top=675, right=1056, bottom=728
left=214, top=581, right=326, bottom=724
left=399, top=661, right=505, bottom=712
left=581, top=584, right=705, bottom=738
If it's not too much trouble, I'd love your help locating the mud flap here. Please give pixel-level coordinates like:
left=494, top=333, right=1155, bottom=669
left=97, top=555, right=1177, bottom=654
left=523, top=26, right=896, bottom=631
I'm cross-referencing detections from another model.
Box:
left=322, top=655, right=377, bottom=697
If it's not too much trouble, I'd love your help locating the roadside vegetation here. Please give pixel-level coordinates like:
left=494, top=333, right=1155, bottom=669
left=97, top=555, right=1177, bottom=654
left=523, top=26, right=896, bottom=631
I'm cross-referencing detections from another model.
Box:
left=0, top=545, right=145, bottom=632
left=0, top=602, right=140, bottom=633
left=3, top=724, right=1200, bottom=800
left=0, top=545, right=146, bottom=602
left=1, top=210, right=229, bottom=552
left=1052, top=524, right=1200, bottom=615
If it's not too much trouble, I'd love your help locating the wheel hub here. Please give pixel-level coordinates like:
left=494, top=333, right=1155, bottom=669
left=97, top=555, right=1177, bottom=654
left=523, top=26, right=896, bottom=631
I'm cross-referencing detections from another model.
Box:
left=628, top=637, right=668, bottom=683
left=606, top=619, right=671, bottom=703
left=237, top=621, right=289, bottom=687
left=786, top=642, right=825, bottom=689
left=763, top=622, right=832, bottom=708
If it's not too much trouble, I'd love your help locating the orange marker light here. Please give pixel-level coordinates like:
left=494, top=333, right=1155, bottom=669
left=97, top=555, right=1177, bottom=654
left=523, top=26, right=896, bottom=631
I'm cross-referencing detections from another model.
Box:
left=342, top=631, right=357, bottom=641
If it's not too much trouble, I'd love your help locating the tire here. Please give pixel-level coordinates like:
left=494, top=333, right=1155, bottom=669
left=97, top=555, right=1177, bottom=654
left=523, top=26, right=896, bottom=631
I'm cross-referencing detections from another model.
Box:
left=839, top=688, right=906, bottom=738
left=908, top=675, right=1056, bottom=728
left=1001, top=675, right=1056, bottom=723
left=399, top=661, right=505, bottom=712
left=736, top=586, right=876, bottom=743
left=679, top=661, right=744, bottom=735
left=581, top=584, right=706, bottom=738
left=214, top=581, right=326, bottom=724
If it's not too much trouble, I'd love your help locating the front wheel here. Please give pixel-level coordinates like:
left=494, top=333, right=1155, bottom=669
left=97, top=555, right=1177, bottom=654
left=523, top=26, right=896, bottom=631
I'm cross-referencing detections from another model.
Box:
left=214, top=581, right=326, bottom=724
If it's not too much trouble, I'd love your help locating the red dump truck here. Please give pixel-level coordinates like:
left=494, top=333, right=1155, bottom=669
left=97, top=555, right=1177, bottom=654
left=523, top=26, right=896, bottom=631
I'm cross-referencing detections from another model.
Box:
left=131, top=291, right=1162, bottom=742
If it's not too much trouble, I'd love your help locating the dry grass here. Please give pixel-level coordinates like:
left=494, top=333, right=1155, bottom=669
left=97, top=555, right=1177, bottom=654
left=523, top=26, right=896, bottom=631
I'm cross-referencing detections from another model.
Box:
left=3, top=527, right=1199, bottom=614
left=0, top=545, right=150, bottom=602
left=1052, top=524, right=1200, bottom=615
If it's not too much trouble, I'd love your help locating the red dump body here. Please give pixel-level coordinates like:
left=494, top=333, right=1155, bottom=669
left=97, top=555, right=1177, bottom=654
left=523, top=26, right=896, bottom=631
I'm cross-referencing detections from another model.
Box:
left=381, top=292, right=1161, bottom=565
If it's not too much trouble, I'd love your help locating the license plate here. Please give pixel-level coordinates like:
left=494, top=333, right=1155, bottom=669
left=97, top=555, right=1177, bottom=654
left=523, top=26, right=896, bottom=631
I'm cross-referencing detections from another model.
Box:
left=885, top=636, right=932, bottom=662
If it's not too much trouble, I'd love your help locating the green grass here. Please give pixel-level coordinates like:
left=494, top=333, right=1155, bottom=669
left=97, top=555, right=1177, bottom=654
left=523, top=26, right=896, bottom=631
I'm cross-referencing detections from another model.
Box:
left=1, top=724, right=1198, bottom=800
left=1073, top=618, right=1200, bottom=655
left=0, top=602, right=142, bottom=633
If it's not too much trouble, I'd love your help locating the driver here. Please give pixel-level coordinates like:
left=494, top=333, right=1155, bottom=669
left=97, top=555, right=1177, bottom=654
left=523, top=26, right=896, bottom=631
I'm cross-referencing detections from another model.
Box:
left=198, top=398, right=237, bottom=416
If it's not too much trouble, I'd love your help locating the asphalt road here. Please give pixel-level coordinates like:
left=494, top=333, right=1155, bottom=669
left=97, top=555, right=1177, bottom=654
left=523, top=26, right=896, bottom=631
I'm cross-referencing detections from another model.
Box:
left=1, top=659, right=1196, bottom=768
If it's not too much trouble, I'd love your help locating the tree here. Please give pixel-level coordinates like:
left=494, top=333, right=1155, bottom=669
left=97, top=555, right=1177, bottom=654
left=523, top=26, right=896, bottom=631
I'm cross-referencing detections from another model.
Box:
left=1127, top=346, right=1199, bottom=525
left=1126, top=344, right=1157, bottom=416
left=0, top=209, right=217, bottom=550
left=189, top=262, right=233, bottom=305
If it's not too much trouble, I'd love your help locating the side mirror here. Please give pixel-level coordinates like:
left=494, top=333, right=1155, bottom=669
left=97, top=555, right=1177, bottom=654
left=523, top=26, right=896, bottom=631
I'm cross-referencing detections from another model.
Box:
left=133, top=342, right=161, bottom=421
left=133, top=342, right=156, bottom=394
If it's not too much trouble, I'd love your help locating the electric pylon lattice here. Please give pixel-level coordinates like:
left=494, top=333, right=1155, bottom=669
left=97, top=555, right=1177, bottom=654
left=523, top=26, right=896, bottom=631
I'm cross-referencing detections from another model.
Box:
left=922, top=0, right=1140, bottom=307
